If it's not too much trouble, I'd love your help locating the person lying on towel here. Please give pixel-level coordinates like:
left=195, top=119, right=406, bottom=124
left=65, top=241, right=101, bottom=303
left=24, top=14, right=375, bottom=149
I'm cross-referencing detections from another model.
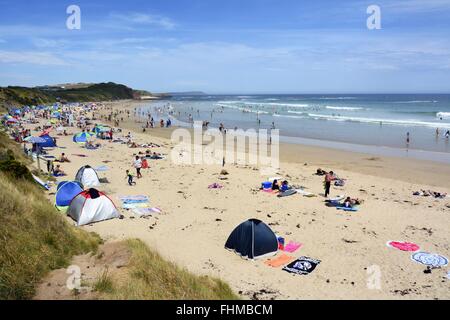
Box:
left=343, top=197, right=362, bottom=208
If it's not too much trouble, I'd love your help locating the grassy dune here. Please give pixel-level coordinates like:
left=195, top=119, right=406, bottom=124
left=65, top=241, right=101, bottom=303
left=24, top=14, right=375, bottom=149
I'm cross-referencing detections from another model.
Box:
left=0, top=131, right=237, bottom=300
left=0, top=132, right=101, bottom=299
left=93, top=239, right=238, bottom=300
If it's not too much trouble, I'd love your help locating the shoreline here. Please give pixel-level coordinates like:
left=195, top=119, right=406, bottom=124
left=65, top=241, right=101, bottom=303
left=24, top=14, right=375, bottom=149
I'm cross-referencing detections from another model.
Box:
left=101, top=100, right=450, bottom=189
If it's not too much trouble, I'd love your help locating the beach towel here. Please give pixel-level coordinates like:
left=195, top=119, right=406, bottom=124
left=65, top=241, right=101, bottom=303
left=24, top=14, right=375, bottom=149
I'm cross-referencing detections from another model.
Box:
left=282, top=256, right=321, bottom=275
left=284, top=241, right=303, bottom=253
left=326, top=195, right=345, bottom=203
left=122, top=202, right=150, bottom=209
left=119, top=195, right=149, bottom=203
left=296, top=189, right=317, bottom=197
left=132, top=207, right=162, bottom=217
left=264, top=254, right=295, bottom=268
left=72, top=154, right=87, bottom=157
left=411, top=252, right=448, bottom=267
left=386, top=241, right=420, bottom=252
left=336, top=206, right=359, bottom=212
left=53, top=173, right=66, bottom=177
left=261, top=189, right=278, bottom=194
left=94, top=165, right=109, bottom=172
left=208, top=183, right=223, bottom=189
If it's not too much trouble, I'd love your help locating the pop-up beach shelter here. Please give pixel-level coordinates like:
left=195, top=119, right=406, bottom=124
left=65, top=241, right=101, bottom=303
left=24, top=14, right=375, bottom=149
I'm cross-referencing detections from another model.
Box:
left=225, top=219, right=278, bottom=259
left=37, top=134, right=56, bottom=148
left=73, top=132, right=94, bottom=144
left=55, top=181, right=83, bottom=208
left=75, top=165, right=100, bottom=188
left=67, top=188, right=120, bottom=226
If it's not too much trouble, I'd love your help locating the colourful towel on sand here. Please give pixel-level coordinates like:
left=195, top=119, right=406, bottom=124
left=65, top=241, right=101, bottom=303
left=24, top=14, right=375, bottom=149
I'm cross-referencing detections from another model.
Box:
left=411, top=252, right=448, bottom=267
left=94, top=165, right=109, bottom=172
left=261, top=189, right=278, bottom=194
left=386, top=241, right=420, bottom=252
left=264, top=254, right=295, bottom=268
left=132, top=207, right=162, bottom=216
left=122, top=202, right=150, bottom=209
left=284, top=241, right=303, bottom=253
left=208, top=183, right=223, bottom=189
left=119, top=195, right=149, bottom=203
left=283, top=257, right=321, bottom=275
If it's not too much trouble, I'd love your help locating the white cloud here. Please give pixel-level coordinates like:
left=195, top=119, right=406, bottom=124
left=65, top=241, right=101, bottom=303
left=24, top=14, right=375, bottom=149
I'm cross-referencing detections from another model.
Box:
left=110, top=12, right=176, bottom=30
left=382, top=0, right=450, bottom=13
left=0, top=50, right=67, bottom=66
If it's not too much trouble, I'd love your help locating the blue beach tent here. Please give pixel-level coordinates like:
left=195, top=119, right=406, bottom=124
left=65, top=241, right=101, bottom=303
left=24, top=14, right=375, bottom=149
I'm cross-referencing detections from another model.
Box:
left=225, top=219, right=278, bottom=260
left=37, top=134, right=56, bottom=148
left=55, top=181, right=83, bottom=207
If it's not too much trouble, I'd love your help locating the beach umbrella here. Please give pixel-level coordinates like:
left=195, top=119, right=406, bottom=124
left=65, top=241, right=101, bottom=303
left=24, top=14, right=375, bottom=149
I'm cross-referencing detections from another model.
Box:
left=24, top=136, right=47, bottom=144
left=73, top=132, right=94, bottom=144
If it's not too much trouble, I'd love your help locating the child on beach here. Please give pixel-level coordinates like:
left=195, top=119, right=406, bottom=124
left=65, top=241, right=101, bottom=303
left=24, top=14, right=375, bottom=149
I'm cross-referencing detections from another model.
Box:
left=126, top=170, right=136, bottom=186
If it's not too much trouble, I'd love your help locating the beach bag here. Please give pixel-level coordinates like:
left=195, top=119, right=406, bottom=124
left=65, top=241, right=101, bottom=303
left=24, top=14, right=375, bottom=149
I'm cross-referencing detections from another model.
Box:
left=262, top=181, right=272, bottom=189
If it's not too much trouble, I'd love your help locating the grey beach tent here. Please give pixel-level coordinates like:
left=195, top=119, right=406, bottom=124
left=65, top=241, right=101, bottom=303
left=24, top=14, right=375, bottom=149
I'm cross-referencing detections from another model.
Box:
left=225, top=219, right=278, bottom=259
left=75, top=165, right=100, bottom=188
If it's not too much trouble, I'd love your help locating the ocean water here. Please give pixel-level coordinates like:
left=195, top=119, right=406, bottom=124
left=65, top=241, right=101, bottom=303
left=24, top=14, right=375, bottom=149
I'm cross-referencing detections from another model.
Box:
left=137, top=94, right=450, bottom=163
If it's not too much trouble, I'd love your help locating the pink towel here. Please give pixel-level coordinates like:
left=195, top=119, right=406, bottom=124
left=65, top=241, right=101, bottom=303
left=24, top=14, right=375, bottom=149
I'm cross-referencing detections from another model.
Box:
left=284, top=241, right=303, bottom=253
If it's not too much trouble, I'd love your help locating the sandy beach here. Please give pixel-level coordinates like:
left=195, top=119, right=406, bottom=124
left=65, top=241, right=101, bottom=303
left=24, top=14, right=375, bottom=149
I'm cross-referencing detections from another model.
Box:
left=27, top=100, right=450, bottom=300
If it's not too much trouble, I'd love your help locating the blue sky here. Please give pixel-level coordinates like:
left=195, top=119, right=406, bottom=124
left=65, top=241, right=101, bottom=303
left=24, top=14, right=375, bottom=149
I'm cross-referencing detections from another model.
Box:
left=0, top=0, right=450, bottom=93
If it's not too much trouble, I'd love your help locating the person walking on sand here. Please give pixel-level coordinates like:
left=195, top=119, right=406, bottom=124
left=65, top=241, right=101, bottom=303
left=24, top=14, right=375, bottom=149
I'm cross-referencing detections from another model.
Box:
left=126, top=170, right=136, bottom=186
left=324, top=171, right=336, bottom=198
left=133, top=156, right=143, bottom=179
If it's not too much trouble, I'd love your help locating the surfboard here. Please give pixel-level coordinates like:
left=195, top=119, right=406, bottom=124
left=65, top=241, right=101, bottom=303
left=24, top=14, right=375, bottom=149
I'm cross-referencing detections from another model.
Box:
left=277, top=189, right=297, bottom=197
left=32, top=174, right=50, bottom=191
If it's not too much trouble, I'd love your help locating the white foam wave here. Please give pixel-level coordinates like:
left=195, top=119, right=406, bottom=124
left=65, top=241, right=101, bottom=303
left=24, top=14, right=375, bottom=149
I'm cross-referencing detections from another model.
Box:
left=217, top=101, right=309, bottom=108
left=217, top=103, right=269, bottom=114
left=437, top=112, right=450, bottom=119
left=284, top=111, right=450, bottom=129
left=393, top=100, right=438, bottom=104
left=319, top=97, right=357, bottom=100
left=325, top=106, right=364, bottom=111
